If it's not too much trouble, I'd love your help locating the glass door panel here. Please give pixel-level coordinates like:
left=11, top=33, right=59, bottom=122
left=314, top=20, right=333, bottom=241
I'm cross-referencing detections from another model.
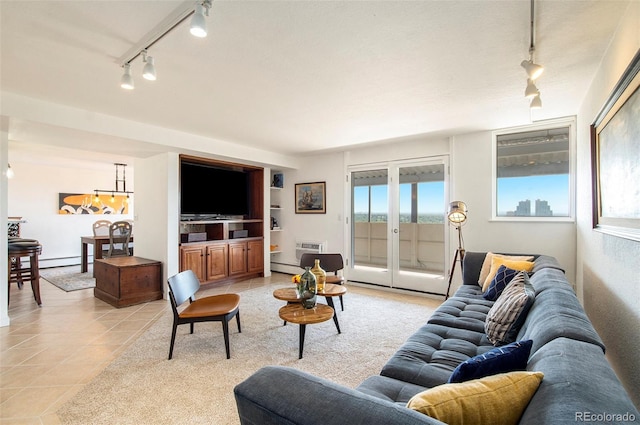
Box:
left=393, top=162, right=446, bottom=292
left=348, top=158, right=448, bottom=294
left=350, top=168, right=391, bottom=286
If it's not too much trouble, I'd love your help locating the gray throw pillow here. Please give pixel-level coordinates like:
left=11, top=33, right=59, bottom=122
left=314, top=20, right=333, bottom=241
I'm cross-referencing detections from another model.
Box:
left=485, top=272, right=536, bottom=346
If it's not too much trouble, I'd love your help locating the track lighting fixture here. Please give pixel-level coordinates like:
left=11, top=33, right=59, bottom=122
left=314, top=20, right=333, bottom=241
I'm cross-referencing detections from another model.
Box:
left=190, top=2, right=210, bottom=38
left=530, top=92, right=542, bottom=109
left=524, top=79, right=539, bottom=98
left=142, top=50, right=156, bottom=81
left=521, top=0, right=544, bottom=109
left=118, top=0, right=213, bottom=89
left=521, top=60, right=544, bottom=80
left=120, top=63, right=134, bottom=90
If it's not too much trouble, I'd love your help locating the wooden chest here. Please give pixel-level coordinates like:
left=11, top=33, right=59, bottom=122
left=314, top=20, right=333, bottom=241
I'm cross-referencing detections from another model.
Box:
left=94, top=256, right=162, bottom=308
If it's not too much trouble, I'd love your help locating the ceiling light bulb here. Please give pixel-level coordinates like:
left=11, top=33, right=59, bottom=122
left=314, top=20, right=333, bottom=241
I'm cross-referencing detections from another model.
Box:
left=521, top=60, right=544, bottom=80
left=94, top=193, right=100, bottom=203
left=120, top=63, right=134, bottom=89
left=6, top=163, right=14, bottom=179
left=111, top=192, right=115, bottom=203
left=190, top=4, right=208, bottom=37
left=524, top=79, right=538, bottom=98
left=530, top=92, right=542, bottom=109
left=142, top=55, right=156, bottom=81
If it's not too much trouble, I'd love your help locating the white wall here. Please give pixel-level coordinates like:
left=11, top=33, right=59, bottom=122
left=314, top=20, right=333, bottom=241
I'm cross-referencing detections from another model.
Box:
left=270, top=151, right=345, bottom=275
left=1, top=122, right=10, bottom=326
left=133, top=153, right=180, bottom=297
left=452, top=130, right=576, bottom=289
left=575, top=1, right=639, bottom=407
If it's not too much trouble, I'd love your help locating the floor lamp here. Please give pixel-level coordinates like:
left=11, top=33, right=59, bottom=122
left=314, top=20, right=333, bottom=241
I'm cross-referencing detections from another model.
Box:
left=445, top=201, right=468, bottom=300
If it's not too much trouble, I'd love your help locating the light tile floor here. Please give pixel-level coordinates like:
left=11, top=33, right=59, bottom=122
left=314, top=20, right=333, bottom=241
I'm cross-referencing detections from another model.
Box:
left=1, top=270, right=441, bottom=424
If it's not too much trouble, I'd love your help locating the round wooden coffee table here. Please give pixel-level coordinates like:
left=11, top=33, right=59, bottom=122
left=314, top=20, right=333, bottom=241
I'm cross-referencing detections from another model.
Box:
left=278, top=303, right=335, bottom=359
left=273, top=283, right=347, bottom=333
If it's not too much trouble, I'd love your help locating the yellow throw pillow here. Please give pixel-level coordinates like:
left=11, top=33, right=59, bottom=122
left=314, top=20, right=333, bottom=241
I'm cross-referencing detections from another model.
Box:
left=406, top=371, right=544, bottom=425
left=478, top=253, right=534, bottom=286
left=482, top=257, right=535, bottom=292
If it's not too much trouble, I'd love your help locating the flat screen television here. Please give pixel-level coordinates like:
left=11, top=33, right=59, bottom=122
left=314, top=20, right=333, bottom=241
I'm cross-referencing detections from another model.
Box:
left=180, top=161, right=250, bottom=219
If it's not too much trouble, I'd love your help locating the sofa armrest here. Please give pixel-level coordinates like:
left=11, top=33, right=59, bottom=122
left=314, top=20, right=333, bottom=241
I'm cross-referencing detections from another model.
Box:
left=234, top=366, right=445, bottom=425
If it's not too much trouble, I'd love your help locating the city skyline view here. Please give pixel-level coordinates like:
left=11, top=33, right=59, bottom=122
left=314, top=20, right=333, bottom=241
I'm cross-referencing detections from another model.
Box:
left=353, top=173, right=569, bottom=220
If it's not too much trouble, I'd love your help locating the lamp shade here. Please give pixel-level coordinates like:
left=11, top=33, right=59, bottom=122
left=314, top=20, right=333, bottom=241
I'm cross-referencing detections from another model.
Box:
left=530, top=92, right=542, bottom=109
left=142, top=56, right=156, bottom=81
left=448, top=201, right=468, bottom=224
left=120, top=64, right=134, bottom=89
left=524, top=79, right=538, bottom=98
left=190, top=5, right=207, bottom=37
left=521, top=60, right=544, bottom=80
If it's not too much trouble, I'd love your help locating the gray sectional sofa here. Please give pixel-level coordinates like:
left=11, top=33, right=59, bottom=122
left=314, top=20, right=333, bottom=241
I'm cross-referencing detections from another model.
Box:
left=234, top=252, right=639, bottom=425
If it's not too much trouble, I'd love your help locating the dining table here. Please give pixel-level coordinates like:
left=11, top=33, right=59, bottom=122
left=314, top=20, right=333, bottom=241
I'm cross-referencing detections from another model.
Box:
left=80, top=235, right=134, bottom=273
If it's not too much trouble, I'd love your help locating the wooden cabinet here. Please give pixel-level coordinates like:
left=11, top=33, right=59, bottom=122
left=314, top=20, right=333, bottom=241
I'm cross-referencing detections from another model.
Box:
left=180, top=237, right=263, bottom=285
left=206, top=243, right=228, bottom=281
left=180, top=245, right=206, bottom=282
left=247, top=239, right=264, bottom=273
left=228, top=241, right=247, bottom=276
left=178, top=155, right=265, bottom=285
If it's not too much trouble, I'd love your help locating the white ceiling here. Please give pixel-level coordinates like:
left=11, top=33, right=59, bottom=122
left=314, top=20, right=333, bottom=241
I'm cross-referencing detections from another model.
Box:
left=0, top=0, right=631, bottom=164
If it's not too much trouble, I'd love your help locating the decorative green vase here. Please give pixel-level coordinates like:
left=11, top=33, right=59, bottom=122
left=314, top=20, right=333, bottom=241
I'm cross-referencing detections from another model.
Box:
left=298, top=266, right=317, bottom=309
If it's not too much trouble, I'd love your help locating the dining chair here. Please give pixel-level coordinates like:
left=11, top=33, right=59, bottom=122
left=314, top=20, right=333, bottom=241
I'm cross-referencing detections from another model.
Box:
left=300, top=253, right=346, bottom=311
left=92, top=220, right=111, bottom=236
left=106, top=220, right=132, bottom=258
left=167, top=270, right=241, bottom=360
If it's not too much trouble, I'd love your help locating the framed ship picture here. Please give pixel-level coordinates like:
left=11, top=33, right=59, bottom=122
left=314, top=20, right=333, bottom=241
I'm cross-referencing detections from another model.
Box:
left=295, top=182, right=326, bottom=214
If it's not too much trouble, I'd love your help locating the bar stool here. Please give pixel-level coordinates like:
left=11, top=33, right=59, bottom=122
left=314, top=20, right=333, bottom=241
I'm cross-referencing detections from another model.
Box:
left=8, top=238, right=43, bottom=306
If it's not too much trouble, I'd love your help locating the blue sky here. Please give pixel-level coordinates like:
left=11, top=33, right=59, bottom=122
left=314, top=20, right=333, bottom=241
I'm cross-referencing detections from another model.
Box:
left=354, top=174, right=569, bottom=216
left=497, top=174, right=569, bottom=215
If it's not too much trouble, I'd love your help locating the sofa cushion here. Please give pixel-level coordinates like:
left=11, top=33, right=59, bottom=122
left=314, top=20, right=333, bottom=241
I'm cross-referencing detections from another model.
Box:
left=478, top=253, right=534, bottom=287
left=482, top=265, right=519, bottom=301
left=448, top=339, right=533, bottom=383
left=357, top=375, right=428, bottom=405
left=485, top=272, right=535, bottom=345
left=482, top=257, right=534, bottom=291
left=380, top=322, right=495, bottom=388
left=407, top=371, right=544, bottom=425
left=519, top=338, right=640, bottom=425
left=518, top=268, right=605, bottom=353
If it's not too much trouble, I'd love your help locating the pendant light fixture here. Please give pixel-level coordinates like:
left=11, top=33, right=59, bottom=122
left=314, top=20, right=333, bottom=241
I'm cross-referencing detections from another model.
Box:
left=522, top=0, right=544, bottom=109
left=94, top=163, right=134, bottom=204
left=6, top=163, right=15, bottom=179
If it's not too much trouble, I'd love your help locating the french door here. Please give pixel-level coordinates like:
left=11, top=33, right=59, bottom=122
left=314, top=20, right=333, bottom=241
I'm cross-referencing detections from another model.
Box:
left=347, top=157, right=448, bottom=294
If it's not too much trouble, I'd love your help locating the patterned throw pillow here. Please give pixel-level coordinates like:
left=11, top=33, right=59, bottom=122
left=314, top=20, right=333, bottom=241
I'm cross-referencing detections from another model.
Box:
left=483, top=265, right=519, bottom=301
left=482, top=257, right=535, bottom=292
left=448, top=339, right=533, bottom=383
left=485, top=272, right=536, bottom=346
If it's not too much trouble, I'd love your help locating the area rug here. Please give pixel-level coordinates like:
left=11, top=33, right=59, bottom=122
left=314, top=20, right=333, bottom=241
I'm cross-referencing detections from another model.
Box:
left=56, top=286, right=438, bottom=425
left=40, top=265, right=95, bottom=291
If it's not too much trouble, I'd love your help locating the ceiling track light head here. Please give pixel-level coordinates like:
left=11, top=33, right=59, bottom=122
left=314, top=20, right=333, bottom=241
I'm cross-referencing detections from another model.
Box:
left=521, top=59, right=544, bottom=80
left=142, top=50, right=157, bottom=81
left=120, top=63, right=134, bottom=90
left=530, top=92, right=542, bottom=109
left=524, top=78, right=539, bottom=98
left=190, top=0, right=212, bottom=38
